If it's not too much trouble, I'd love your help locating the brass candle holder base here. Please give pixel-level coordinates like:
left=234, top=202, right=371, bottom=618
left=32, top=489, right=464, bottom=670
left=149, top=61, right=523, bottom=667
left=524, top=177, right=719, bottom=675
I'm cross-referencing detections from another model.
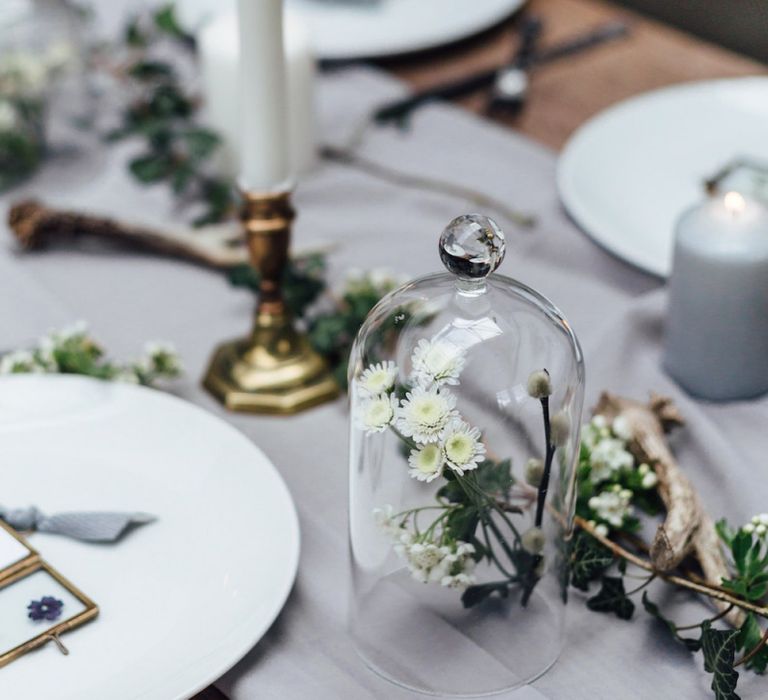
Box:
left=203, top=190, right=339, bottom=414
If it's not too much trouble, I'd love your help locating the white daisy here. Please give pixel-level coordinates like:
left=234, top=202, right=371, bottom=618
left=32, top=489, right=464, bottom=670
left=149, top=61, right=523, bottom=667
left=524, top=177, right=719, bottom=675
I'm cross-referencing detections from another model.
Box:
left=411, top=338, right=465, bottom=387
left=408, top=443, right=445, bottom=482
left=358, top=394, right=397, bottom=434
left=357, top=361, right=398, bottom=397
left=588, top=488, right=633, bottom=528
left=440, top=419, right=486, bottom=475
left=396, top=386, right=457, bottom=443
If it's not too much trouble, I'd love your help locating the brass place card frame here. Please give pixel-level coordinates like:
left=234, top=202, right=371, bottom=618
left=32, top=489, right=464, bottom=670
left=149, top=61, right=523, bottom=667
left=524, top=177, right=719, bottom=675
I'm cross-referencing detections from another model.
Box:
left=0, top=520, right=98, bottom=668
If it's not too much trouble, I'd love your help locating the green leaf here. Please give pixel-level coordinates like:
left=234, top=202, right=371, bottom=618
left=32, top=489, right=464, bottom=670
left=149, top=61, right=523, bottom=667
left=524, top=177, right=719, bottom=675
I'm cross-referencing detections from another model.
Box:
left=436, top=478, right=468, bottom=505
left=182, top=127, right=220, bottom=161
left=128, top=60, right=174, bottom=81
left=732, top=531, right=752, bottom=575
left=461, top=581, right=510, bottom=609
left=586, top=576, right=634, bottom=620
left=154, top=4, right=187, bottom=40
left=737, top=613, right=768, bottom=674
left=701, top=620, right=741, bottom=700
left=474, top=459, right=514, bottom=499
left=444, top=506, right=479, bottom=543
left=716, top=518, right=737, bottom=548
left=124, top=17, right=147, bottom=47
left=570, top=531, right=614, bottom=591
left=641, top=592, right=701, bottom=651
left=129, top=153, right=174, bottom=183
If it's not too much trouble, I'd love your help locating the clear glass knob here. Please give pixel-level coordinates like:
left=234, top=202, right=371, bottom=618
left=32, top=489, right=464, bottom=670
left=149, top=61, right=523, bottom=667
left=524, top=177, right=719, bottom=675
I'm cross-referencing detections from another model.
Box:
left=439, top=214, right=506, bottom=281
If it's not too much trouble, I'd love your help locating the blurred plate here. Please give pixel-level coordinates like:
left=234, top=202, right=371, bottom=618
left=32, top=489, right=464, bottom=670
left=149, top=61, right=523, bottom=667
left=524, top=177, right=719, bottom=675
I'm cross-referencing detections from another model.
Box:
left=557, top=77, right=768, bottom=277
left=0, top=375, right=299, bottom=700
left=177, top=0, right=524, bottom=59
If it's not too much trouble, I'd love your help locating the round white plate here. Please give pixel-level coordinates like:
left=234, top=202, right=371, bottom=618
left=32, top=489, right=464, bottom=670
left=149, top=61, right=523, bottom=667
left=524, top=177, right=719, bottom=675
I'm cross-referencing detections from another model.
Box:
left=177, top=0, right=524, bottom=60
left=0, top=375, right=299, bottom=700
left=557, top=77, right=768, bottom=277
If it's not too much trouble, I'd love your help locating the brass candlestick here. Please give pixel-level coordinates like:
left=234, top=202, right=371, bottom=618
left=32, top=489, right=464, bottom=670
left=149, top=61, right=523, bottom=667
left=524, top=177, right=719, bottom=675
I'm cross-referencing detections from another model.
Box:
left=203, top=190, right=339, bottom=413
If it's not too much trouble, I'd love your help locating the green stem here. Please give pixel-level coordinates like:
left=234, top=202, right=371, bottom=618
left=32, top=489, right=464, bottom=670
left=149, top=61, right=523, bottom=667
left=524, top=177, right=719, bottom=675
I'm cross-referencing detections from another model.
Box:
left=676, top=604, right=735, bottom=631
left=481, top=518, right=517, bottom=580
left=625, top=574, right=656, bottom=596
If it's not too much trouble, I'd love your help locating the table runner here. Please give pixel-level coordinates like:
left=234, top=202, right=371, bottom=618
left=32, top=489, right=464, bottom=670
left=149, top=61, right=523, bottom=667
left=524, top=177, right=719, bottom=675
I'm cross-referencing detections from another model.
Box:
left=2, top=64, right=767, bottom=700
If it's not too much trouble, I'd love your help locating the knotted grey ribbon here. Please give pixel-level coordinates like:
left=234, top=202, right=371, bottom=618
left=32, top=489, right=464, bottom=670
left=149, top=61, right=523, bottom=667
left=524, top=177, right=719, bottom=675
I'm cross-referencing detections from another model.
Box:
left=0, top=506, right=155, bottom=542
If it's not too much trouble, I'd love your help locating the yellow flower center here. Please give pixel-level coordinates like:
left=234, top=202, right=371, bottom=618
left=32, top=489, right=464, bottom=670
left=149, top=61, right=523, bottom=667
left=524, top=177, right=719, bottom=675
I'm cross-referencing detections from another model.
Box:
left=445, top=434, right=474, bottom=464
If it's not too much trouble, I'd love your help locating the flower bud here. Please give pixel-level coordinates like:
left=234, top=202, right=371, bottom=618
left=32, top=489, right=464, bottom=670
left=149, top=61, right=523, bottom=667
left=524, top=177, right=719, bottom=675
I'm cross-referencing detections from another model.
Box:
left=527, top=369, right=552, bottom=399
left=550, top=411, right=570, bottom=446
left=525, top=458, right=545, bottom=487
left=521, top=526, right=546, bottom=554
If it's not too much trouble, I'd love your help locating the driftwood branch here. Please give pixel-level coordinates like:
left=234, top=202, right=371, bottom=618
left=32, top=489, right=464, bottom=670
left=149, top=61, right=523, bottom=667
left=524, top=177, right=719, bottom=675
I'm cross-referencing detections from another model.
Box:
left=8, top=199, right=247, bottom=269
left=593, top=392, right=743, bottom=627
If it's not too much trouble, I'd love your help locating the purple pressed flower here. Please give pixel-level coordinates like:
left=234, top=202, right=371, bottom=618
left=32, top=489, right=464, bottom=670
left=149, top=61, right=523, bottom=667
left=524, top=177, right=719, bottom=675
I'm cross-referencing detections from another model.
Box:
left=27, top=596, right=64, bottom=622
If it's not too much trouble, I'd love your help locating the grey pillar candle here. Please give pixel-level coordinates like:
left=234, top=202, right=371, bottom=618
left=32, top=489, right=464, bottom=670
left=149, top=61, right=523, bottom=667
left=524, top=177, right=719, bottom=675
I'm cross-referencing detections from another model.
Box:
left=664, top=192, right=768, bottom=401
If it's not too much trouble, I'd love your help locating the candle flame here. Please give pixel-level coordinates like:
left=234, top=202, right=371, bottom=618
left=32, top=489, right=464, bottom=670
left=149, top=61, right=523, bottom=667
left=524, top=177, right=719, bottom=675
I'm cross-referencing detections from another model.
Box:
left=723, top=191, right=746, bottom=216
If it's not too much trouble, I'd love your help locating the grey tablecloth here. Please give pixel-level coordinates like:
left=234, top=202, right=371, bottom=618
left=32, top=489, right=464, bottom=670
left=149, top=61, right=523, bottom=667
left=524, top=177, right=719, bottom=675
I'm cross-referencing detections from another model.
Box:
left=2, top=64, right=767, bottom=700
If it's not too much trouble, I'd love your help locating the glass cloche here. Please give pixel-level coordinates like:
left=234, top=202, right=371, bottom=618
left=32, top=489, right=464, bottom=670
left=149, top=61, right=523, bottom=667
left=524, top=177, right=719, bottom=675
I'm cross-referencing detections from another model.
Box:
left=347, top=214, right=585, bottom=696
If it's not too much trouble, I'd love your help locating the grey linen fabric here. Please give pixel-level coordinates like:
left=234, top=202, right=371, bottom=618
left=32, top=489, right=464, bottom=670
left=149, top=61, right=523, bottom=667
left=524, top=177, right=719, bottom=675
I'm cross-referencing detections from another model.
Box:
left=1, top=65, right=767, bottom=700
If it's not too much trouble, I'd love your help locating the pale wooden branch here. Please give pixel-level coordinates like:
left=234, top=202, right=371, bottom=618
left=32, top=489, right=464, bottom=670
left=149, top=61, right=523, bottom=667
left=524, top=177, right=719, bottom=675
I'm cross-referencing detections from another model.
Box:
left=8, top=199, right=247, bottom=269
left=576, top=515, right=768, bottom=620
left=592, top=392, right=743, bottom=627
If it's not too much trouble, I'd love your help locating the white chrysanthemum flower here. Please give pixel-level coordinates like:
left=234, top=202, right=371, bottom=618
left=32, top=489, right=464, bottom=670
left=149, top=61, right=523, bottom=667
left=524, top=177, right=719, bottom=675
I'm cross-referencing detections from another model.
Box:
left=440, top=419, right=485, bottom=475
left=396, top=386, right=456, bottom=443
left=408, top=443, right=445, bottom=482
left=411, top=338, right=465, bottom=387
left=357, top=361, right=397, bottom=397
left=359, top=394, right=397, bottom=434
left=589, top=438, right=633, bottom=484
left=588, top=489, right=633, bottom=528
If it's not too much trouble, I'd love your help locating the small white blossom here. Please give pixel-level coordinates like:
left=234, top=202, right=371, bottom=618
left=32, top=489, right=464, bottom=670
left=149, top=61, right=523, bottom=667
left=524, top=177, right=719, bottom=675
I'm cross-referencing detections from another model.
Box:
left=589, top=438, right=634, bottom=483
left=141, top=341, right=182, bottom=377
left=0, top=350, right=43, bottom=374
left=521, top=526, right=546, bottom=554
left=411, top=338, right=465, bottom=387
left=594, top=523, right=609, bottom=537
left=612, top=415, right=633, bottom=441
left=641, top=471, right=659, bottom=489
left=758, top=524, right=768, bottom=537
left=526, top=369, right=552, bottom=399
left=0, top=99, right=16, bottom=131
left=744, top=523, right=756, bottom=534
left=396, top=386, right=457, bottom=444
left=357, top=361, right=397, bottom=397
left=113, top=368, right=141, bottom=384
left=589, top=489, right=633, bottom=528
left=408, top=443, right=445, bottom=482
left=359, top=394, right=398, bottom=434
left=440, top=419, right=485, bottom=475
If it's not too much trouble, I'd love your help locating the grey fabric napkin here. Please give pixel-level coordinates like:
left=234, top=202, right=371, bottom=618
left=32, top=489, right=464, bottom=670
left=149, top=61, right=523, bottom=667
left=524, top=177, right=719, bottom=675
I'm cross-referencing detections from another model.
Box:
left=0, top=506, right=155, bottom=542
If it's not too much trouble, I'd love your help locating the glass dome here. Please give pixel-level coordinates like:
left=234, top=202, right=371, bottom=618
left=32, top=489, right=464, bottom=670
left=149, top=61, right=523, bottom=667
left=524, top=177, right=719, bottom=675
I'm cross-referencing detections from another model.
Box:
left=347, top=214, right=585, bottom=696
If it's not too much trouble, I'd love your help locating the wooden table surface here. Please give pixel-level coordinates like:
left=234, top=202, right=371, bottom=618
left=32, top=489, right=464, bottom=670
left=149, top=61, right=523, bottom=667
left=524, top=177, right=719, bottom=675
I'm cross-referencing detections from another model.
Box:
left=194, top=1, right=763, bottom=698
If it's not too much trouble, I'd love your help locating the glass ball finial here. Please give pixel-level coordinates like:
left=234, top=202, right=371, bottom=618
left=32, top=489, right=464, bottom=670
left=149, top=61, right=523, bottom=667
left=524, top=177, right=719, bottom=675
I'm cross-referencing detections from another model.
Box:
left=439, top=214, right=506, bottom=281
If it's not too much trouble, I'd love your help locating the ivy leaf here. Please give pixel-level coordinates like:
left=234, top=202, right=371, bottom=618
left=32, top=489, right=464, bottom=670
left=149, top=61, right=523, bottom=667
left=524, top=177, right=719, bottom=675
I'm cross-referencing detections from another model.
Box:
left=182, top=128, right=220, bottom=162
left=570, top=531, right=614, bottom=591
left=153, top=4, right=187, bottom=40
left=129, top=153, right=174, bottom=183
left=737, top=613, right=768, bottom=674
left=586, top=576, right=634, bottom=620
left=436, top=476, right=467, bottom=505
left=701, top=620, right=741, bottom=700
left=128, top=60, right=174, bottom=81
left=461, top=581, right=510, bottom=609
left=641, top=592, right=702, bottom=652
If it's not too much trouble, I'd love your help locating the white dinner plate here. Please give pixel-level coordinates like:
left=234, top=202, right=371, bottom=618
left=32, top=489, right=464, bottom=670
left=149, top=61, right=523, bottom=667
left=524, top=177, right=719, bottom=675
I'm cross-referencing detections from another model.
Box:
left=177, top=0, right=525, bottom=60
left=0, top=375, right=299, bottom=700
left=557, top=76, right=768, bottom=277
